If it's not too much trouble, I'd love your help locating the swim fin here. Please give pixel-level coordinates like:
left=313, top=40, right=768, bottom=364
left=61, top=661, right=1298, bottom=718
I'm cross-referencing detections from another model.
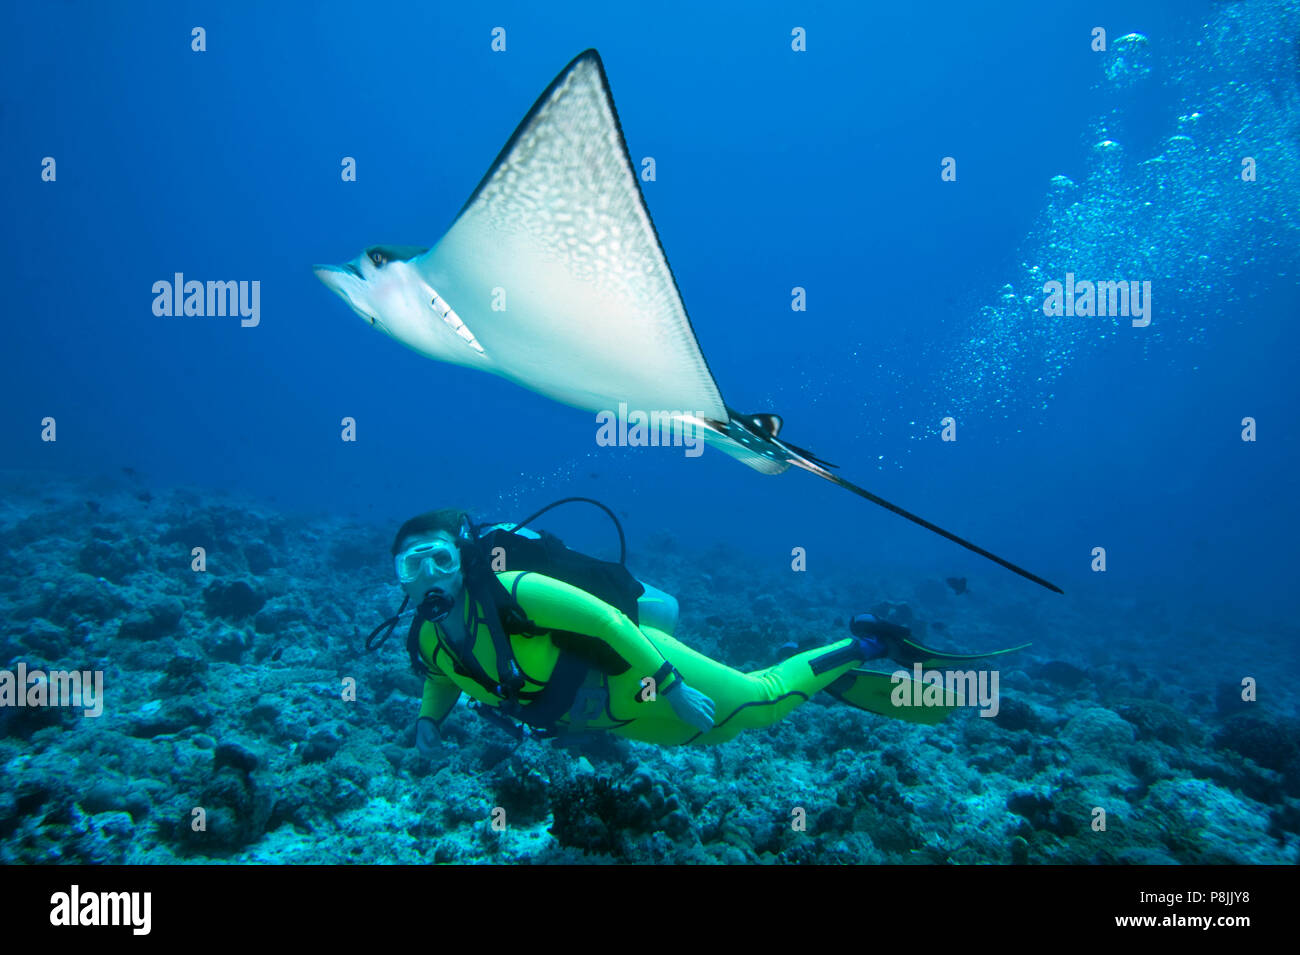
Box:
left=851, top=613, right=1030, bottom=668
left=824, top=668, right=958, bottom=725
left=886, top=637, right=1031, bottom=669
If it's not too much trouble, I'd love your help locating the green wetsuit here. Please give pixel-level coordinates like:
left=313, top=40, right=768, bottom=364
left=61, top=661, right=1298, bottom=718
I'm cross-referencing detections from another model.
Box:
left=416, top=570, right=917, bottom=744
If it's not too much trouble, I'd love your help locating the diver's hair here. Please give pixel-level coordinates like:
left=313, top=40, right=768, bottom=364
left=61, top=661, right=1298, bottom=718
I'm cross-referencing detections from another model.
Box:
left=391, top=508, right=472, bottom=555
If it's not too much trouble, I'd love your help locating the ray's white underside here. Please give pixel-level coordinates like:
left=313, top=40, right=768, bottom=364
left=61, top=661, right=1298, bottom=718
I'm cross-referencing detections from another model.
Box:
left=414, top=52, right=729, bottom=424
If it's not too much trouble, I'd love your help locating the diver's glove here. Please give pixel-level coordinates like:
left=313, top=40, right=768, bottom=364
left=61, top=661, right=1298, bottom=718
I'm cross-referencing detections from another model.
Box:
left=415, top=717, right=441, bottom=757
left=664, top=677, right=715, bottom=733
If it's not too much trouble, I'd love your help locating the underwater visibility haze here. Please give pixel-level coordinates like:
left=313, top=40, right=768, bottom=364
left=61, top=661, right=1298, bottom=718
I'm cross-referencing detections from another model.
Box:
left=1, top=0, right=1298, bottom=868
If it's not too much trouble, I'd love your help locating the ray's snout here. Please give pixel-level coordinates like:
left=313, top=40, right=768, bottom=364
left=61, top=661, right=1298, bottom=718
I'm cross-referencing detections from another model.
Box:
left=313, top=263, right=360, bottom=287
left=312, top=261, right=380, bottom=329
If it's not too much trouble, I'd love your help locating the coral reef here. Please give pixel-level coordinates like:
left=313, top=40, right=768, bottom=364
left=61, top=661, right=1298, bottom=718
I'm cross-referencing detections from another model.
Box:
left=0, top=474, right=1297, bottom=865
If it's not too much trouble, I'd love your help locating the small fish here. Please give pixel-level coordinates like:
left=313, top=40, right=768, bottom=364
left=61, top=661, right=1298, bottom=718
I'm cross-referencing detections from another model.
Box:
left=946, top=577, right=968, bottom=595
left=270, top=647, right=284, bottom=661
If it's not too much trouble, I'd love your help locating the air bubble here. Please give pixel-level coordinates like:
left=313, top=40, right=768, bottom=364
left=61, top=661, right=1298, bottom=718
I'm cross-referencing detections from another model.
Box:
left=1104, top=33, right=1152, bottom=88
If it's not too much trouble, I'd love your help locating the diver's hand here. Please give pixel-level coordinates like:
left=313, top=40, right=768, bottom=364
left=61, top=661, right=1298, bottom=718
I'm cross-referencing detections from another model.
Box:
left=665, top=678, right=715, bottom=733
left=415, top=717, right=441, bottom=757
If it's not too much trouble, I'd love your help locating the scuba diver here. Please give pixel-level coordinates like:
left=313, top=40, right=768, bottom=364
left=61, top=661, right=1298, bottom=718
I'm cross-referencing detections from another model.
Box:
left=366, top=500, right=1028, bottom=753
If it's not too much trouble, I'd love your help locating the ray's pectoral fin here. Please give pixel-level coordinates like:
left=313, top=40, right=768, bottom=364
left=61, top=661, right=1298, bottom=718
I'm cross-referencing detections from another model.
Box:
left=704, top=408, right=1064, bottom=595
left=412, top=49, right=731, bottom=421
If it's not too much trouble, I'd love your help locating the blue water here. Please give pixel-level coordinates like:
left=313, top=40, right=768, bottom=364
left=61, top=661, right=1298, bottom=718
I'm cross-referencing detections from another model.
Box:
left=2, top=0, right=1298, bottom=865
left=5, top=0, right=1295, bottom=611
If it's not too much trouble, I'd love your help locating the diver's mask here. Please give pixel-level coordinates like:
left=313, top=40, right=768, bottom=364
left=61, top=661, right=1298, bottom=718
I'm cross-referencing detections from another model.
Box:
left=395, top=539, right=462, bottom=618
left=395, top=538, right=462, bottom=583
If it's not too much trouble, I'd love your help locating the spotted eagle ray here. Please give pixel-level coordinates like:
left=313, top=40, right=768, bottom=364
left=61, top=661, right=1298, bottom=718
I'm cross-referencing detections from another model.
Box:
left=315, top=50, right=1061, bottom=594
